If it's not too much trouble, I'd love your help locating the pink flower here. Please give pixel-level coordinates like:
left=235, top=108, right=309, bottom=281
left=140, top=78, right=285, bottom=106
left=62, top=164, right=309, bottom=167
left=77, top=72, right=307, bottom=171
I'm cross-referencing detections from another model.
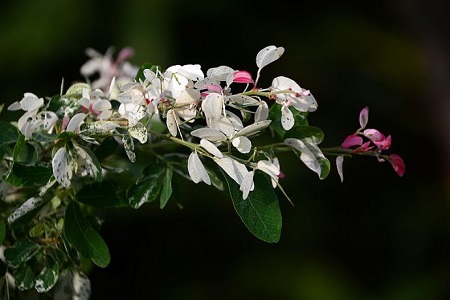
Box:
left=388, top=154, right=405, bottom=177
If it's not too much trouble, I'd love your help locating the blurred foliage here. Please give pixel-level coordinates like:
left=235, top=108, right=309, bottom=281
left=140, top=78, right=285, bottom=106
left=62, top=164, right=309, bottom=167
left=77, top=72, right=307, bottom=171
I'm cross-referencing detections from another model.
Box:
left=1, top=0, right=449, bottom=299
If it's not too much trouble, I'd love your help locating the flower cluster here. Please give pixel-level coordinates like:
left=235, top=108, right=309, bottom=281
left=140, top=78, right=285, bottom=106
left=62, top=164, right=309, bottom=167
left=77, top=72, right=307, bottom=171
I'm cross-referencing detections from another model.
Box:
left=7, top=45, right=322, bottom=200
left=336, top=107, right=405, bottom=182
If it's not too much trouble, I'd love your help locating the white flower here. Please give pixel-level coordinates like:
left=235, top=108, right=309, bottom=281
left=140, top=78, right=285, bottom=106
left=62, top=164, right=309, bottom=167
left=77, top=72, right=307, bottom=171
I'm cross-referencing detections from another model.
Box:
left=80, top=47, right=138, bottom=94
left=271, top=76, right=317, bottom=130
left=79, top=89, right=112, bottom=120
left=8, top=93, right=57, bottom=138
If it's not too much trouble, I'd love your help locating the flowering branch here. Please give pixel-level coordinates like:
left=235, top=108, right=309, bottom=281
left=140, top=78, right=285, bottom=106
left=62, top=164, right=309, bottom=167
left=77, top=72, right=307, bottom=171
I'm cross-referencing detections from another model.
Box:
left=0, top=45, right=404, bottom=299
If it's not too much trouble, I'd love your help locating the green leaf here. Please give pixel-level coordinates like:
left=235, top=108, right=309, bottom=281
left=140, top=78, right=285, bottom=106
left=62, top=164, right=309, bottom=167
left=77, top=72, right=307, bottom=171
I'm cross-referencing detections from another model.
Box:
left=0, top=121, right=19, bottom=146
left=7, top=197, right=47, bottom=225
left=4, top=164, right=52, bottom=187
left=127, top=164, right=164, bottom=209
left=93, top=136, right=119, bottom=160
left=160, top=167, right=173, bottom=209
left=14, top=265, right=35, bottom=291
left=223, top=172, right=282, bottom=243
left=284, top=125, right=325, bottom=144
left=64, top=202, right=110, bottom=268
left=4, top=239, right=40, bottom=268
left=47, top=94, right=66, bottom=112
left=13, top=134, right=37, bottom=165
left=77, top=180, right=128, bottom=208
left=56, top=131, right=77, bottom=141
left=0, top=220, right=5, bottom=244
left=135, top=63, right=160, bottom=82
left=34, top=255, right=59, bottom=293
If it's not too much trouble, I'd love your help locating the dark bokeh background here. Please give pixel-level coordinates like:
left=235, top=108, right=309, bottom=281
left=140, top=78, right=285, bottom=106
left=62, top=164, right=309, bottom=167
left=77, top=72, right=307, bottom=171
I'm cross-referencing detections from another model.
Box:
left=1, top=0, right=449, bottom=299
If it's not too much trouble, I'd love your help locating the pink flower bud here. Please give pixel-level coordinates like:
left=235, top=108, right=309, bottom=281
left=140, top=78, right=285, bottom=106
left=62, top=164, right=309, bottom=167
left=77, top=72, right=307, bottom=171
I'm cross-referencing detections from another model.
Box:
left=233, top=70, right=254, bottom=84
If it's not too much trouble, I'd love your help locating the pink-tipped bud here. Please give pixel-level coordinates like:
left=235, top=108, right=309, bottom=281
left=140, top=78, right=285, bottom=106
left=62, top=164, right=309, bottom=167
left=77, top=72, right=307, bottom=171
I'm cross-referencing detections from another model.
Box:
left=233, top=70, right=254, bottom=84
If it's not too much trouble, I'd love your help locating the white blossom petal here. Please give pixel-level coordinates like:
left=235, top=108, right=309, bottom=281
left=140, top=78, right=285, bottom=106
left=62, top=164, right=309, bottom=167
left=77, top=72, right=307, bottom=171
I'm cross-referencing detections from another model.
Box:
left=191, top=128, right=226, bottom=141
left=188, top=152, right=211, bottom=185
left=200, top=139, right=223, bottom=158
left=256, top=45, right=285, bottom=69
left=235, top=120, right=271, bottom=137
left=255, top=101, right=269, bottom=122
left=336, top=155, right=344, bottom=183
left=281, top=107, right=294, bottom=130
left=213, top=156, right=248, bottom=185
left=166, top=109, right=179, bottom=136
left=240, top=171, right=255, bottom=200
left=232, top=136, right=252, bottom=153
left=202, top=93, right=223, bottom=120
left=66, top=113, right=86, bottom=132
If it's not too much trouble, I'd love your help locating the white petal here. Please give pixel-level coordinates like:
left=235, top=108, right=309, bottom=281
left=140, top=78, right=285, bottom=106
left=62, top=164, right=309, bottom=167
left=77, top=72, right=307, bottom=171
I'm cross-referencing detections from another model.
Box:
left=200, top=139, right=223, bottom=158
left=21, top=93, right=43, bottom=111
left=176, top=88, right=200, bottom=105
left=201, top=93, right=223, bottom=120
left=92, top=100, right=112, bottom=112
left=257, top=160, right=280, bottom=179
left=206, top=66, right=235, bottom=81
left=232, top=136, right=252, bottom=153
left=166, top=109, right=179, bottom=136
left=66, top=113, right=86, bottom=132
left=227, top=95, right=260, bottom=106
left=188, top=152, right=211, bottom=185
left=239, top=171, right=255, bottom=200
left=256, top=46, right=285, bottom=69
left=236, top=120, right=271, bottom=137
left=52, top=147, right=73, bottom=188
left=336, top=155, right=344, bottom=183
left=213, top=156, right=248, bottom=185
left=284, top=138, right=322, bottom=176
left=7, top=101, right=21, bottom=111
left=255, top=101, right=269, bottom=122
left=281, top=107, right=294, bottom=130
left=191, top=128, right=226, bottom=141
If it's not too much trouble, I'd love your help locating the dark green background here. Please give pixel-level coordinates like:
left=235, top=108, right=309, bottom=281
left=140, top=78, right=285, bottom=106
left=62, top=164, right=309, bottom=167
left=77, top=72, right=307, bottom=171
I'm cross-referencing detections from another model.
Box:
left=1, top=0, right=449, bottom=299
